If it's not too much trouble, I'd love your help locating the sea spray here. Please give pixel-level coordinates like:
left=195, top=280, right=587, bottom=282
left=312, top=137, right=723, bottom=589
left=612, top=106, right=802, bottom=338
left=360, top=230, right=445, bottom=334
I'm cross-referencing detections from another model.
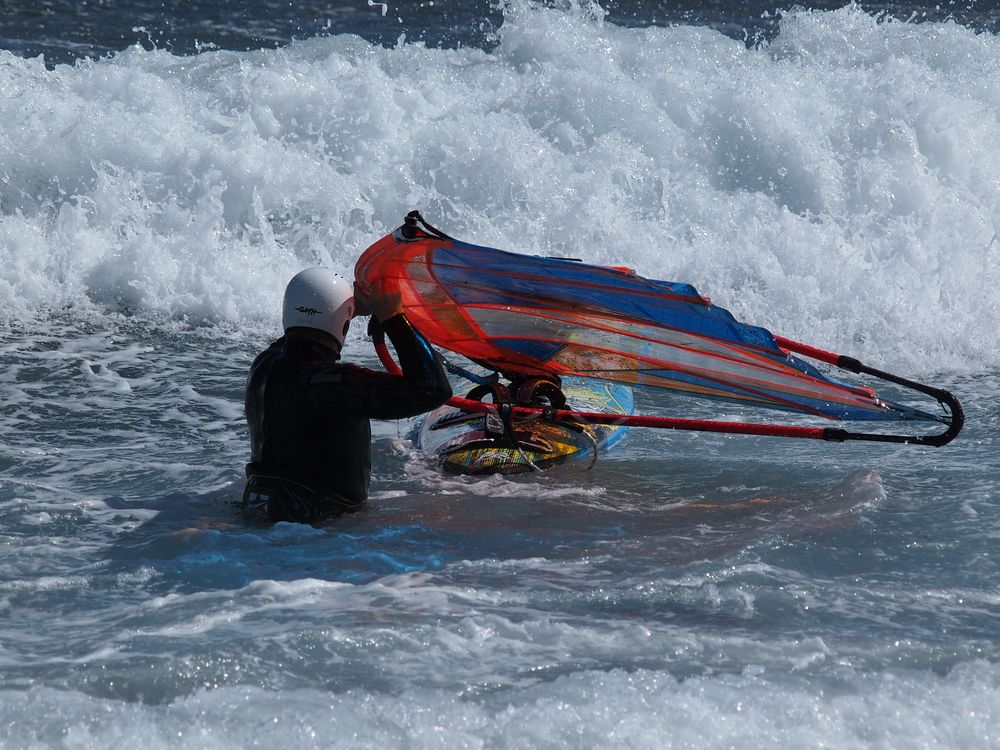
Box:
left=2, top=4, right=998, bottom=371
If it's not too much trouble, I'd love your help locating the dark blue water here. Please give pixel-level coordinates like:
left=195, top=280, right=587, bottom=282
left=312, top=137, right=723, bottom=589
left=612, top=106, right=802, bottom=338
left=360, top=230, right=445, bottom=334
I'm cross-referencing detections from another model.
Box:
left=3, top=0, right=998, bottom=64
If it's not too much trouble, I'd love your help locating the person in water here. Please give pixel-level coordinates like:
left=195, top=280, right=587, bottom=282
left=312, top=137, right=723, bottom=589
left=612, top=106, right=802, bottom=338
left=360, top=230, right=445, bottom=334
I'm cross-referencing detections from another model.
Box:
left=243, top=267, right=452, bottom=523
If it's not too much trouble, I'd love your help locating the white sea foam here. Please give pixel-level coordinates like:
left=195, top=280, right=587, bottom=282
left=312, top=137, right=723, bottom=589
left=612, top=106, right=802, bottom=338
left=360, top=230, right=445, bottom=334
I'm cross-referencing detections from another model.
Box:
left=1, top=660, right=998, bottom=749
left=1, top=3, right=998, bottom=370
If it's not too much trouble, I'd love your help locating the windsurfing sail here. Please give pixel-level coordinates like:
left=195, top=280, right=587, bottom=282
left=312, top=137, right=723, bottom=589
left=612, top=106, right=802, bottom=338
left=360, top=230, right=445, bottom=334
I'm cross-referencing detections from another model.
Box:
left=356, top=212, right=963, bottom=446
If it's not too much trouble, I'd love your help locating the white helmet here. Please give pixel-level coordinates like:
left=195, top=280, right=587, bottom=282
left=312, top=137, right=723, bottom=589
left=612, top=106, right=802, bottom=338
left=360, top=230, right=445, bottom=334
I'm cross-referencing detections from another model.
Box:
left=282, top=268, right=355, bottom=347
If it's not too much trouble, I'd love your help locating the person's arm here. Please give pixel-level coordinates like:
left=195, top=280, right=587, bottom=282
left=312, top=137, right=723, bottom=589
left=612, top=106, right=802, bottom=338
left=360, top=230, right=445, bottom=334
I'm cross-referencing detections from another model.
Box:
left=303, top=316, right=450, bottom=419
left=365, top=313, right=452, bottom=419
left=303, top=277, right=451, bottom=419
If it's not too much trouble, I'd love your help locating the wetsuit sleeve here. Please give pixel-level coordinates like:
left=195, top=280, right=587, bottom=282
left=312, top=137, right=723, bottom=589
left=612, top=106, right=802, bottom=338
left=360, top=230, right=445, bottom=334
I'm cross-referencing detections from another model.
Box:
left=301, top=314, right=451, bottom=421
left=368, top=313, right=452, bottom=419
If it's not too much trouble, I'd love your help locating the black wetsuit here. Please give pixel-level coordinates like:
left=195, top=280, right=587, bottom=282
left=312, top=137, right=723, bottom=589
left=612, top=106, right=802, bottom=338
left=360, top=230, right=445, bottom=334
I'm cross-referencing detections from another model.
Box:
left=243, top=314, right=451, bottom=523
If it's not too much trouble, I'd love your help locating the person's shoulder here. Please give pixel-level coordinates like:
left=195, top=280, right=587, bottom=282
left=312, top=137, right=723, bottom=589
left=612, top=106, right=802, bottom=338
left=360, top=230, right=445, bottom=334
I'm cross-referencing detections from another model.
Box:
left=338, top=362, right=376, bottom=376
left=307, top=361, right=373, bottom=385
left=256, top=335, right=285, bottom=353
left=251, top=336, right=284, bottom=362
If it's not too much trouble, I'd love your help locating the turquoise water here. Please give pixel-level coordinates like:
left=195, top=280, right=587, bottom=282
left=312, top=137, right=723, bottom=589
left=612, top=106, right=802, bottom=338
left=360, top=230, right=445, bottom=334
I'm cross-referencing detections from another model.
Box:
left=2, top=3, right=999, bottom=747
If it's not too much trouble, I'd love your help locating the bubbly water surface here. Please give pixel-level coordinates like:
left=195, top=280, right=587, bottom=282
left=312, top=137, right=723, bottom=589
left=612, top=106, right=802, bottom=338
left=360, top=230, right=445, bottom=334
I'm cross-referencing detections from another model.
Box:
left=1, top=3, right=999, bottom=747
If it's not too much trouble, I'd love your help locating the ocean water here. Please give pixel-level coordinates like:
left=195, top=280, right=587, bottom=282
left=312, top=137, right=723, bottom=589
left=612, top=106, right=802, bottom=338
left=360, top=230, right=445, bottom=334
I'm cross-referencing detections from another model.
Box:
left=2, top=1, right=999, bottom=747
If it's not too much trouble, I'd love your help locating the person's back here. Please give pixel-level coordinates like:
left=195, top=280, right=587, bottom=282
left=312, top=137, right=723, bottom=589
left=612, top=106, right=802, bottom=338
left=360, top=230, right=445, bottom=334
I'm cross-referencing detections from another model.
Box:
left=243, top=269, right=451, bottom=523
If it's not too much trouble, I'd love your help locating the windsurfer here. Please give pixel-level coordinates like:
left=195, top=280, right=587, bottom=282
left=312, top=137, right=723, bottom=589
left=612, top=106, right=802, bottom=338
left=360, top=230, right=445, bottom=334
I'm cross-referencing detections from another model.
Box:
left=242, top=268, right=452, bottom=523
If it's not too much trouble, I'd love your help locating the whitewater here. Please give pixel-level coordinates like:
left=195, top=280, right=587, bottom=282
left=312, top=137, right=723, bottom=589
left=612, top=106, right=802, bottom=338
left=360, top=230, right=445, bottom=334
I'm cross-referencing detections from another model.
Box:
left=1, top=3, right=998, bottom=747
